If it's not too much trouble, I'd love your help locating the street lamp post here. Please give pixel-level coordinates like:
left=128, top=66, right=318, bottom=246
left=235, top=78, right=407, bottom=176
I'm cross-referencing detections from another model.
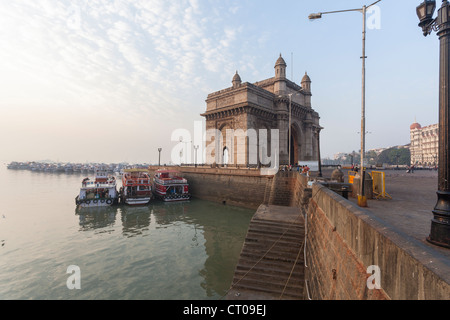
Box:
left=289, top=93, right=292, bottom=166
left=158, top=148, right=162, bottom=166
left=417, top=0, right=450, bottom=248
left=194, top=145, right=199, bottom=167
left=309, top=0, right=382, bottom=207
left=286, top=91, right=302, bottom=166
left=316, top=126, right=323, bottom=177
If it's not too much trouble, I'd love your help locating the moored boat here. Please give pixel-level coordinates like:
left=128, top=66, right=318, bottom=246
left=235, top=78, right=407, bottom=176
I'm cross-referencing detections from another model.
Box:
left=152, top=169, right=190, bottom=202
left=7, top=162, right=19, bottom=169
left=75, top=167, right=118, bottom=208
left=120, top=169, right=152, bottom=205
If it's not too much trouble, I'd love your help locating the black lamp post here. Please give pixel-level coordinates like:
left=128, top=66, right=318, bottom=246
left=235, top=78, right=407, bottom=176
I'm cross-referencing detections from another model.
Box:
left=158, top=148, right=162, bottom=166
left=417, top=0, right=450, bottom=248
left=194, top=145, right=199, bottom=167
left=316, top=126, right=323, bottom=177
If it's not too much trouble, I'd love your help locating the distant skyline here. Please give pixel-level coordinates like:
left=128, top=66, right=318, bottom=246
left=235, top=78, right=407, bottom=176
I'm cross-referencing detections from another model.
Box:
left=0, top=1, right=440, bottom=164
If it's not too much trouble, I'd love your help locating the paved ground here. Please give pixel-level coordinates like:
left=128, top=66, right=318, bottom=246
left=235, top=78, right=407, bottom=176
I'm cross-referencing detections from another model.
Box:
left=320, top=168, right=450, bottom=259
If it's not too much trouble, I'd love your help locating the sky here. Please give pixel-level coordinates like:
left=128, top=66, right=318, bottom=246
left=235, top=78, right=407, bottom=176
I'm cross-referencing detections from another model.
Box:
left=0, top=0, right=440, bottom=164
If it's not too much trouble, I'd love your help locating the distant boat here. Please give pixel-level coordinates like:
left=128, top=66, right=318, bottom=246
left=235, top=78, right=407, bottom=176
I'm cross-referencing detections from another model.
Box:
left=120, top=169, right=152, bottom=205
left=64, top=164, right=74, bottom=173
left=7, top=162, right=19, bottom=169
left=75, top=167, right=119, bottom=208
left=152, top=169, right=190, bottom=202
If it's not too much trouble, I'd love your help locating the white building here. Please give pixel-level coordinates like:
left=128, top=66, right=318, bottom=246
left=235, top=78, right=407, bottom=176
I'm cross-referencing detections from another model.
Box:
left=410, top=121, right=439, bottom=166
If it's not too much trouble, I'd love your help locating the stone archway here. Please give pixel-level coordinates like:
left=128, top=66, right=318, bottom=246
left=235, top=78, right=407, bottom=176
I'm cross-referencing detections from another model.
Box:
left=223, top=147, right=229, bottom=165
left=290, top=125, right=301, bottom=165
left=218, top=123, right=232, bottom=165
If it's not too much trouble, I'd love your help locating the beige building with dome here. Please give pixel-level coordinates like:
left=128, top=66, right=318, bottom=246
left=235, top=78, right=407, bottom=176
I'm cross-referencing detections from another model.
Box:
left=410, top=120, right=439, bottom=166
left=201, top=54, right=321, bottom=166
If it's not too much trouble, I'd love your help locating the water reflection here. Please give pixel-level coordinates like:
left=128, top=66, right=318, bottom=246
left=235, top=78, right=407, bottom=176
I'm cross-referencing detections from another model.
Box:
left=76, top=206, right=118, bottom=231
left=151, top=201, right=189, bottom=227
left=74, top=201, right=191, bottom=235
left=74, top=200, right=253, bottom=298
left=120, top=206, right=151, bottom=238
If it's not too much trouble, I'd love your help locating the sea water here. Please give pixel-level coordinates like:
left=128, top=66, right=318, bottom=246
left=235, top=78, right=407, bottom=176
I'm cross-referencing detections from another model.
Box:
left=0, top=164, right=253, bottom=300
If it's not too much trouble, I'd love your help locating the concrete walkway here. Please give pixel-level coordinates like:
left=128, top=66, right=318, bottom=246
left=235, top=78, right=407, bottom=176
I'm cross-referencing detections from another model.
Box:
left=314, top=168, right=450, bottom=288
left=342, top=169, right=450, bottom=257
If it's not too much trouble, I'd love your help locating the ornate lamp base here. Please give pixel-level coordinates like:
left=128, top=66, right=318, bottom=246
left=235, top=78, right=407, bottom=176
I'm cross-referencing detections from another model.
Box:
left=427, top=190, right=450, bottom=249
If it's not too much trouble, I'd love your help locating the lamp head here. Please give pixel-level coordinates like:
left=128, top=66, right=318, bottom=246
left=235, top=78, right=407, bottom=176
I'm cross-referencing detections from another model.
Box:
left=308, top=13, right=322, bottom=20
left=417, top=0, right=436, bottom=36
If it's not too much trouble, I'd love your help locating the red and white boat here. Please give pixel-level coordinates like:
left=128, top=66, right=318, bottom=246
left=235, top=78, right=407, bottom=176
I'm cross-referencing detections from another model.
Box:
left=75, top=167, right=118, bottom=208
left=152, top=169, right=190, bottom=202
left=120, top=169, right=152, bottom=205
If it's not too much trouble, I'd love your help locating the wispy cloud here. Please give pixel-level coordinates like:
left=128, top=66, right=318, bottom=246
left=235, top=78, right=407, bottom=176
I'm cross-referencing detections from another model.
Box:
left=0, top=0, right=249, bottom=117
left=0, top=0, right=263, bottom=162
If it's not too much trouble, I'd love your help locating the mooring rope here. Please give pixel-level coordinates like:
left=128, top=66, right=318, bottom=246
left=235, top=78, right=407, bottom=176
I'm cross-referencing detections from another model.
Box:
left=279, top=240, right=305, bottom=299
left=220, top=210, right=305, bottom=300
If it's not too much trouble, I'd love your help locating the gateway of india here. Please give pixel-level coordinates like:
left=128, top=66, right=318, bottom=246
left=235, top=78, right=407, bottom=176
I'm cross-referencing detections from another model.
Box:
left=201, top=54, right=321, bottom=166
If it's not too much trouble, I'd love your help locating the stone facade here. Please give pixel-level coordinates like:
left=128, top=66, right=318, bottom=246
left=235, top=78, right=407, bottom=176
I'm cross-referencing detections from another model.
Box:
left=201, top=54, right=321, bottom=166
left=410, top=121, right=439, bottom=166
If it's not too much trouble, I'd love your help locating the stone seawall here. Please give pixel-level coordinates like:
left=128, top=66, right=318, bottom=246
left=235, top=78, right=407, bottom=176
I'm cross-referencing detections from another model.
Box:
left=148, top=166, right=273, bottom=209
left=305, top=182, right=450, bottom=300
left=147, top=166, right=450, bottom=300
left=148, top=166, right=310, bottom=210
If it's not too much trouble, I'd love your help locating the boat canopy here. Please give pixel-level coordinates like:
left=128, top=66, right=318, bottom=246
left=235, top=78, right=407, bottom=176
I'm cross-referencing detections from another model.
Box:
left=123, top=168, right=149, bottom=173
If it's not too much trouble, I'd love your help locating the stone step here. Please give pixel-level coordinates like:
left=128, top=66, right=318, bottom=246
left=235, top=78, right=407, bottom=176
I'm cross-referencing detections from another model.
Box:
left=228, top=205, right=306, bottom=300
left=244, top=236, right=303, bottom=247
left=235, top=262, right=304, bottom=279
left=237, top=255, right=304, bottom=270
left=246, top=227, right=304, bottom=240
left=251, top=218, right=304, bottom=227
left=233, top=269, right=304, bottom=287
left=241, top=242, right=303, bottom=257
left=244, top=232, right=304, bottom=245
left=230, top=277, right=304, bottom=299
left=248, top=220, right=305, bottom=233
left=239, top=249, right=303, bottom=263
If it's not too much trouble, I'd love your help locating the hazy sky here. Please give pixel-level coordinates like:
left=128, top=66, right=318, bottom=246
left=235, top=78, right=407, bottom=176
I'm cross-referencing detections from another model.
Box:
left=0, top=0, right=440, bottom=164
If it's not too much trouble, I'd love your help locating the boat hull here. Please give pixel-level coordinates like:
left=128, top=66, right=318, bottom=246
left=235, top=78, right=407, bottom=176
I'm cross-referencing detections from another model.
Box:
left=153, top=191, right=190, bottom=202
left=76, top=197, right=116, bottom=208
left=123, top=197, right=152, bottom=206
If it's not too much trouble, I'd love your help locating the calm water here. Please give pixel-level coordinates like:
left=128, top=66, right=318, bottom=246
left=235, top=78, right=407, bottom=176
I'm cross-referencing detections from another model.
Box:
left=0, top=164, right=254, bottom=300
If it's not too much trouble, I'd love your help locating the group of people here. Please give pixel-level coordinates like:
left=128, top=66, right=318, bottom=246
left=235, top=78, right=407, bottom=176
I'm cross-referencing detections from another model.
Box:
left=280, top=164, right=310, bottom=174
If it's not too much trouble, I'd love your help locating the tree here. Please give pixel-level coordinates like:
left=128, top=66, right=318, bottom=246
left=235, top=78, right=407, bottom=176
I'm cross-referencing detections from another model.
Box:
left=376, top=148, right=410, bottom=166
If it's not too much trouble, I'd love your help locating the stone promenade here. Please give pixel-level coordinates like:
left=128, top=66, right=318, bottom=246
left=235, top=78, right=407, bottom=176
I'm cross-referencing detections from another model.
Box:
left=332, top=168, right=449, bottom=288
left=343, top=170, right=449, bottom=254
